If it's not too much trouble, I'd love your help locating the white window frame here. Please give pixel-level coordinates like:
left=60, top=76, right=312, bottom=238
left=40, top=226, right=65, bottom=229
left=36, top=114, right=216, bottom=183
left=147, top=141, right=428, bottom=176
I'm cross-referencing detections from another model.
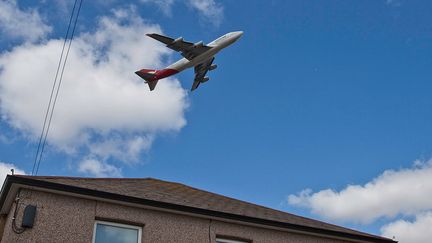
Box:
left=92, top=220, right=142, bottom=243
left=216, top=238, right=248, bottom=243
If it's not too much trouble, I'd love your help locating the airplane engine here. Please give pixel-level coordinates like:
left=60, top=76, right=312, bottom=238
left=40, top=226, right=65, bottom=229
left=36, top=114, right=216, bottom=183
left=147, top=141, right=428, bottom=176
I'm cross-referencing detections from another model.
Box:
left=194, top=41, right=203, bottom=48
left=201, top=77, right=210, bottom=83
left=209, top=64, right=217, bottom=71
left=173, top=37, right=183, bottom=44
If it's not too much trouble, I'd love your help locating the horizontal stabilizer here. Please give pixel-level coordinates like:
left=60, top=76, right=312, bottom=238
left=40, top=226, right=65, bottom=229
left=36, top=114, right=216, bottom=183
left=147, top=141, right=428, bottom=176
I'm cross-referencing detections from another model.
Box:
left=147, top=80, right=159, bottom=91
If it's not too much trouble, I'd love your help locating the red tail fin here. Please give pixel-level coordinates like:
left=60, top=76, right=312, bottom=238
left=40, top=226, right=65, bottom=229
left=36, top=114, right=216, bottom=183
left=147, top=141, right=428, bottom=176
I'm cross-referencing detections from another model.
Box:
left=135, top=69, right=158, bottom=91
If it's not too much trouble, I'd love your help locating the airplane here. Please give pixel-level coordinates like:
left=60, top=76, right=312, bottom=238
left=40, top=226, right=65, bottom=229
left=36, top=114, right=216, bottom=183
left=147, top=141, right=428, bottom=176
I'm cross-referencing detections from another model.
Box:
left=135, top=31, right=243, bottom=91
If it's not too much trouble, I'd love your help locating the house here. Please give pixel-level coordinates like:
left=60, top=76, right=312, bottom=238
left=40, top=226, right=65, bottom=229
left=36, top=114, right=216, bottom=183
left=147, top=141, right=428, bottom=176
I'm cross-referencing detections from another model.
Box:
left=0, top=175, right=396, bottom=243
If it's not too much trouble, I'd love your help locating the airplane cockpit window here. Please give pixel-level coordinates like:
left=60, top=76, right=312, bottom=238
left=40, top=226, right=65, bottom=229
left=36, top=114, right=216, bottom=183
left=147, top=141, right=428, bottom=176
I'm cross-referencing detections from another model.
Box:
left=216, top=35, right=227, bottom=43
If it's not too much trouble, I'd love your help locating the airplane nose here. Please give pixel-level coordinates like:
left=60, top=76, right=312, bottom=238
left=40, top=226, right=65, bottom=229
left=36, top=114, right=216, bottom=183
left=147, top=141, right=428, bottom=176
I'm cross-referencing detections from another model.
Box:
left=234, top=31, right=243, bottom=39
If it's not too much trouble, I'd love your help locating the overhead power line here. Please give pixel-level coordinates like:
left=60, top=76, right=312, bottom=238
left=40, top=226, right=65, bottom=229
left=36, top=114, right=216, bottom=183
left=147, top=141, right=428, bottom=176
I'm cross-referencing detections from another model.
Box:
left=31, top=0, right=84, bottom=176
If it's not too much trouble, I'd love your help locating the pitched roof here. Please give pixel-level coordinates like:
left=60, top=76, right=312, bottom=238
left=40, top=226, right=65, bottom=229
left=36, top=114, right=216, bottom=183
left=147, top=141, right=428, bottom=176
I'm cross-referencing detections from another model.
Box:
left=0, top=175, right=395, bottom=243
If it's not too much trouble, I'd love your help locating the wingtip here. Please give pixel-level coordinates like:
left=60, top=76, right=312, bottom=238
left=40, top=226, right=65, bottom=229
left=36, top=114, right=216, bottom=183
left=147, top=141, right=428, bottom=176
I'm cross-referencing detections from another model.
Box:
left=191, top=83, right=199, bottom=91
left=146, top=33, right=157, bottom=38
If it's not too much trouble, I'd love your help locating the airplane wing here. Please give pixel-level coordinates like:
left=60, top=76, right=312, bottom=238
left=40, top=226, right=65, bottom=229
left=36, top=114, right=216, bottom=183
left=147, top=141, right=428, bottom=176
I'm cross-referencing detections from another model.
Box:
left=191, top=57, right=215, bottom=91
left=146, top=33, right=212, bottom=60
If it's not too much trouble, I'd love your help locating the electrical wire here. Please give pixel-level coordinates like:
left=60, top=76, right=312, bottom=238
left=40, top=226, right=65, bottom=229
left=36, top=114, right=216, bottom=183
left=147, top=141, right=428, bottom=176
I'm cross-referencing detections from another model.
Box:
left=31, top=0, right=78, bottom=176
left=31, top=0, right=83, bottom=176
left=35, top=0, right=83, bottom=175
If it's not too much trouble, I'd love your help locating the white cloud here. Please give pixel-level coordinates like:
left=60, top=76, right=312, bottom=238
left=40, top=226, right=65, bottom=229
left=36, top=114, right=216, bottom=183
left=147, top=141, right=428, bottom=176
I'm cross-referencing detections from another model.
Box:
left=140, top=0, right=175, bottom=16
left=187, top=0, right=223, bottom=26
left=78, top=159, right=121, bottom=177
left=0, top=0, right=52, bottom=42
left=0, top=8, right=188, bottom=164
left=381, top=211, right=432, bottom=243
left=0, top=162, right=25, bottom=185
left=288, top=160, right=432, bottom=224
left=88, top=135, right=153, bottom=163
left=140, top=0, right=223, bottom=26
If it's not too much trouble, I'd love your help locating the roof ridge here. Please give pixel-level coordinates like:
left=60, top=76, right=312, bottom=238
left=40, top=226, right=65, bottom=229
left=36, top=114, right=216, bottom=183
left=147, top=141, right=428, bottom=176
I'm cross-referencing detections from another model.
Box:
left=21, top=176, right=313, bottom=218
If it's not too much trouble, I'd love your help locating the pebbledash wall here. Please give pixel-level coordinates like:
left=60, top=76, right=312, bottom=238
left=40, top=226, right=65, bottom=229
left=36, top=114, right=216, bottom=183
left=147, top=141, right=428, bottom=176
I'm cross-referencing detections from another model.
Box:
left=1, top=189, right=351, bottom=243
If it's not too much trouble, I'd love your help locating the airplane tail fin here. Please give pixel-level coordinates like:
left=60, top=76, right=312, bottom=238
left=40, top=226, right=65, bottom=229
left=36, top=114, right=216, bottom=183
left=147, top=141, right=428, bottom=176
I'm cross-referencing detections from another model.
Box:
left=135, top=69, right=159, bottom=91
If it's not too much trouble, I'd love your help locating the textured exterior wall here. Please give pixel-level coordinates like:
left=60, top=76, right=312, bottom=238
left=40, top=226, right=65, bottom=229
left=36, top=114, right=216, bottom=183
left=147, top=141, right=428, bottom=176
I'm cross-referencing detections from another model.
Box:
left=1, top=189, right=351, bottom=243
left=1, top=189, right=95, bottom=243
left=212, top=220, right=349, bottom=243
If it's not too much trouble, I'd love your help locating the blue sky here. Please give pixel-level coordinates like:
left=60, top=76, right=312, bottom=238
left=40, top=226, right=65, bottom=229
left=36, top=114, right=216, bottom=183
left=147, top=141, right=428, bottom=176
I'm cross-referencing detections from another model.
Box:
left=1, top=0, right=432, bottom=242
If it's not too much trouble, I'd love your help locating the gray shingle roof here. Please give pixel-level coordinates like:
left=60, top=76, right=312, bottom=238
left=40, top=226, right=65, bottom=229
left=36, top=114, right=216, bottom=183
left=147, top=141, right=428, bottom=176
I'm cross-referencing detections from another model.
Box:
left=5, top=175, right=395, bottom=243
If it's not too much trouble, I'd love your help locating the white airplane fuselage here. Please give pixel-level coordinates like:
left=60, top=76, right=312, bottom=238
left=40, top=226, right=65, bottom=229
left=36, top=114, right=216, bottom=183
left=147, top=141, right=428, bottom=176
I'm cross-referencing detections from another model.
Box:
left=168, top=31, right=244, bottom=72
left=136, top=31, right=243, bottom=82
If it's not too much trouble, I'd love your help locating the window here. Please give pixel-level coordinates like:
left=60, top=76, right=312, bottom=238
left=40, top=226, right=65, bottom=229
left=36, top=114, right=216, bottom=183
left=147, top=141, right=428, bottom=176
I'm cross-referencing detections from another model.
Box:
left=215, top=35, right=227, bottom=43
left=92, top=221, right=142, bottom=243
left=216, top=238, right=249, bottom=243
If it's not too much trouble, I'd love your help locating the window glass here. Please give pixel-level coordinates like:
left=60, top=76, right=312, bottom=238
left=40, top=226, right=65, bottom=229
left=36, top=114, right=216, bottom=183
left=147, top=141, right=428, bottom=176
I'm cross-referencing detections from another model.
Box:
left=93, top=221, right=141, bottom=243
